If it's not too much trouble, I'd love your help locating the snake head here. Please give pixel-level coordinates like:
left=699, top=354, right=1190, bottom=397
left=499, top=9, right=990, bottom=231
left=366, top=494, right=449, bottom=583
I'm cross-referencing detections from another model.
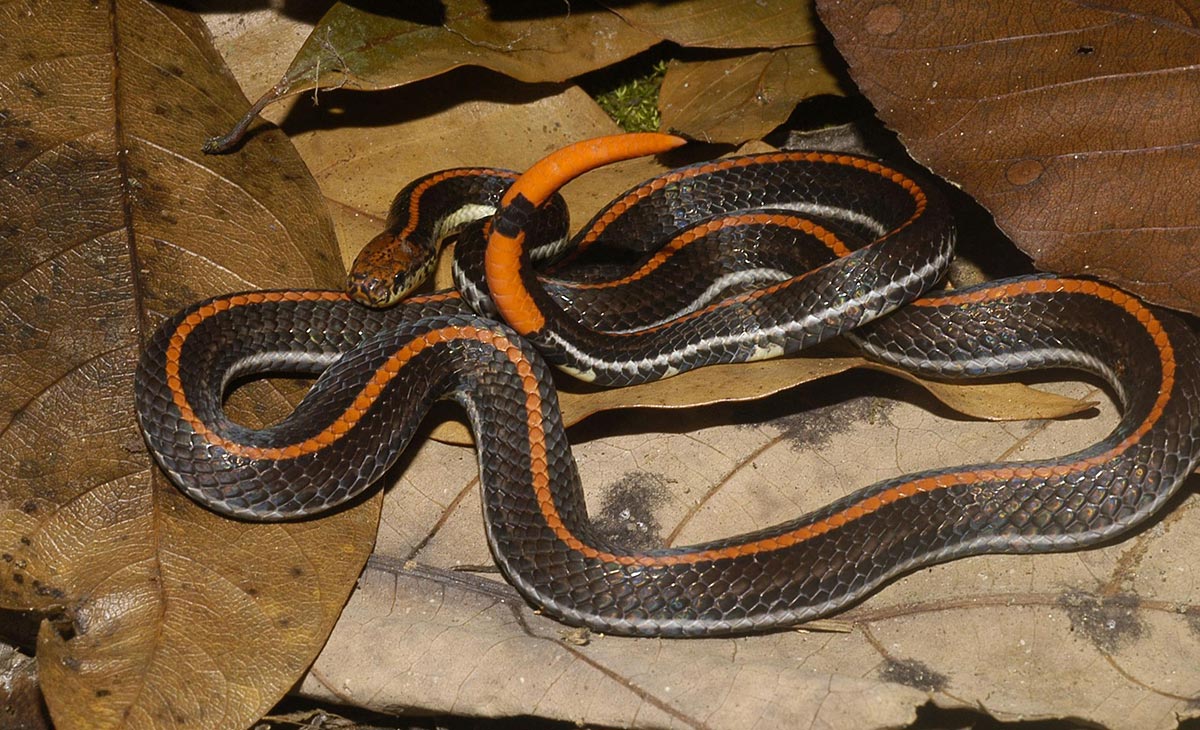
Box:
left=347, top=230, right=436, bottom=308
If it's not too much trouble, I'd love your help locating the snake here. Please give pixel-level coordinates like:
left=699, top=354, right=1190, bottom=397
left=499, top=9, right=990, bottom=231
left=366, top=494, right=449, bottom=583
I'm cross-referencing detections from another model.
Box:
left=134, top=133, right=1200, bottom=636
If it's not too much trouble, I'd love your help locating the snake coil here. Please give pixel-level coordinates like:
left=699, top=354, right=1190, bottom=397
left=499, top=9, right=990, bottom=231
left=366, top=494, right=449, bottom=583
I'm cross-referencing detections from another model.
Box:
left=135, top=134, right=1200, bottom=635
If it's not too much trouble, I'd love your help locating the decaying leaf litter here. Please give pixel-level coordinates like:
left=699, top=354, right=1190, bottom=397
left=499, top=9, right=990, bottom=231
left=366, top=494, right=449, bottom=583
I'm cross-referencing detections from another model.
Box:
left=2, top=1, right=1198, bottom=729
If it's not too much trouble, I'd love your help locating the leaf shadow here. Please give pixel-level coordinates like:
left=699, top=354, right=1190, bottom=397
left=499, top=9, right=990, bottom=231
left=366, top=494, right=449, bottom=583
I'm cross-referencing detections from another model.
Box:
left=276, top=67, right=569, bottom=136
left=564, top=362, right=1109, bottom=446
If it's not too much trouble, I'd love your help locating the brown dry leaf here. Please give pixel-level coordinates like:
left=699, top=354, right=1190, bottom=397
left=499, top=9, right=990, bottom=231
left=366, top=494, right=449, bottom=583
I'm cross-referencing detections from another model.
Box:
left=611, top=0, right=838, bottom=143
left=816, top=0, right=1200, bottom=314
left=0, top=2, right=376, bottom=728
left=306, top=559, right=933, bottom=727
left=659, top=46, right=845, bottom=143
left=605, top=0, right=820, bottom=48
left=257, top=0, right=659, bottom=117
left=308, top=374, right=1200, bottom=729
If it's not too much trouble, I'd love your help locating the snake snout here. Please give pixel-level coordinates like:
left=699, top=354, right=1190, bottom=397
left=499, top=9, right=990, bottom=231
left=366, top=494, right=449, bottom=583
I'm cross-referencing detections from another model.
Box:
left=345, top=269, right=396, bottom=308
left=347, top=231, right=433, bottom=308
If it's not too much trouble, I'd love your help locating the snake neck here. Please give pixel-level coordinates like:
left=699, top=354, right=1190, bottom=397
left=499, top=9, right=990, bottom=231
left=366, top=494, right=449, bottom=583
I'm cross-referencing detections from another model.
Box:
left=347, top=169, right=517, bottom=307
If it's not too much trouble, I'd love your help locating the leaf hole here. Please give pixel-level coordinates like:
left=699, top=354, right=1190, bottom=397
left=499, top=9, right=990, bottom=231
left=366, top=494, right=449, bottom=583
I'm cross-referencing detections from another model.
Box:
left=223, top=375, right=317, bottom=429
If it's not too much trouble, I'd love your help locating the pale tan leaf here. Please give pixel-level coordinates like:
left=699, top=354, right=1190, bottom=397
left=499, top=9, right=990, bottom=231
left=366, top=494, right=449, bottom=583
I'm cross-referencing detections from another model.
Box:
left=303, top=560, right=929, bottom=727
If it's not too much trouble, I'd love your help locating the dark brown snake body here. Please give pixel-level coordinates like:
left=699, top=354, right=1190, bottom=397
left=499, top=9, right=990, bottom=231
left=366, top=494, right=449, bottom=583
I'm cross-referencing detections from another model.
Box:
left=135, top=134, right=1200, bottom=636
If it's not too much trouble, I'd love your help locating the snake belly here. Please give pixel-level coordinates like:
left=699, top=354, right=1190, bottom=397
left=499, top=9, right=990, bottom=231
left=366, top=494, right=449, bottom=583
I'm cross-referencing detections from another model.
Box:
left=134, top=134, right=1200, bottom=636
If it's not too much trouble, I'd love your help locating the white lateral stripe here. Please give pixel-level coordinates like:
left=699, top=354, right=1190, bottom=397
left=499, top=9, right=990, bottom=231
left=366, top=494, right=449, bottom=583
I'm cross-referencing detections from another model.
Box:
left=545, top=246, right=953, bottom=380
left=766, top=202, right=890, bottom=236
left=607, top=269, right=793, bottom=334
left=436, top=204, right=497, bottom=239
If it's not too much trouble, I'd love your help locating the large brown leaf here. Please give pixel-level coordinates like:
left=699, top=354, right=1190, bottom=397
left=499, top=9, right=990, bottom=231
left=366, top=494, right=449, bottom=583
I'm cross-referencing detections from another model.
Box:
left=0, top=2, right=376, bottom=728
left=816, top=0, right=1200, bottom=314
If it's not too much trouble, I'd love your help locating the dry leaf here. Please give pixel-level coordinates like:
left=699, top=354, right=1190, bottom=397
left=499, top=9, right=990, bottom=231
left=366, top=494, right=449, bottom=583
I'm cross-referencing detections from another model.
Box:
left=0, top=2, right=376, bottom=728
left=659, top=47, right=846, bottom=143
left=303, top=560, right=931, bottom=727
left=606, top=0, right=820, bottom=48
left=816, top=0, right=1200, bottom=314
left=610, top=0, right=837, bottom=143
left=430, top=355, right=1093, bottom=445
left=248, top=0, right=659, bottom=122
left=306, top=373, right=1200, bottom=730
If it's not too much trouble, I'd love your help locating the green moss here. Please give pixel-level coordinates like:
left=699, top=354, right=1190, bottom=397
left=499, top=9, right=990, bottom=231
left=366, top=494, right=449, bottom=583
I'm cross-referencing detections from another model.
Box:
left=590, top=59, right=668, bottom=133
